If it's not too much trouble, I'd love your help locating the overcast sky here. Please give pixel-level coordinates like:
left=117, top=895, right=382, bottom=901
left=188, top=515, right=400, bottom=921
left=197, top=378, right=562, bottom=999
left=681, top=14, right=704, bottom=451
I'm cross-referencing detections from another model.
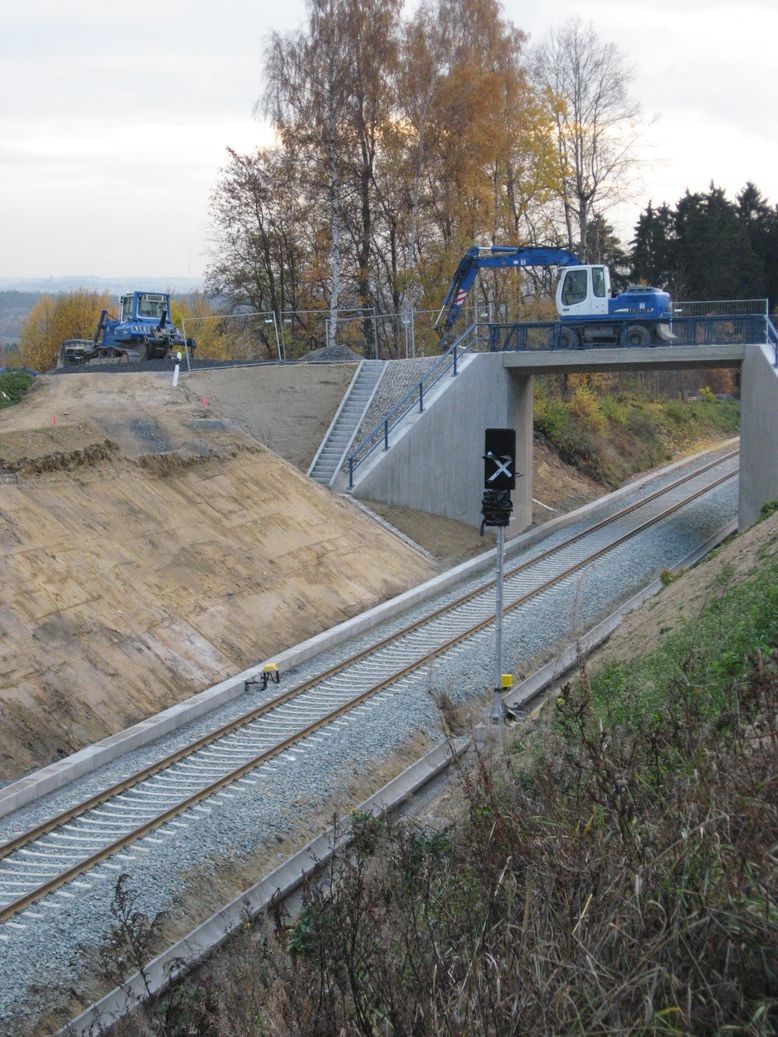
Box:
left=1, top=0, right=776, bottom=281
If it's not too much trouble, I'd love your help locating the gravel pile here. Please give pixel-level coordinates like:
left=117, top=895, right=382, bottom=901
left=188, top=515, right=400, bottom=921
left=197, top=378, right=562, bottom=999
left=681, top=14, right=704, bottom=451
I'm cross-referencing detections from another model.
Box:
left=0, top=450, right=738, bottom=1033
left=305, top=343, right=362, bottom=363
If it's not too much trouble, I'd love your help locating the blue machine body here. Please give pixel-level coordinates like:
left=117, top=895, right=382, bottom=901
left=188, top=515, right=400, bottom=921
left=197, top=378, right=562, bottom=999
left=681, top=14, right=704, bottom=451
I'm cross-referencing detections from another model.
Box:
left=604, top=285, right=672, bottom=321
left=94, top=291, right=186, bottom=361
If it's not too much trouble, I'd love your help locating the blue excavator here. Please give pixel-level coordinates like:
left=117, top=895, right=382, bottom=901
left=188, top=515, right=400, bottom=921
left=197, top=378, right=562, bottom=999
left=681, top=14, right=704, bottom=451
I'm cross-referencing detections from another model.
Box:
left=58, top=291, right=193, bottom=366
left=434, top=245, right=675, bottom=348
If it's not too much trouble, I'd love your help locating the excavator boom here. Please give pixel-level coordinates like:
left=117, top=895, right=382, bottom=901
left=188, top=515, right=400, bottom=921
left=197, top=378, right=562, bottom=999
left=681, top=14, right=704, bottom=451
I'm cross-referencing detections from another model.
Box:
left=434, top=245, right=580, bottom=343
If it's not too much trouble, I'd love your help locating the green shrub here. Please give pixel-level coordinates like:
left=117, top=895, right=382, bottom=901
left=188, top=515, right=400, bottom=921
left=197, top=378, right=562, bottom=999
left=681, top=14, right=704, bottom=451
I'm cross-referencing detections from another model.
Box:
left=533, top=380, right=739, bottom=487
left=0, top=371, right=34, bottom=409
left=598, top=395, right=628, bottom=426
left=568, top=385, right=605, bottom=431
left=533, top=391, right=568, bottom=444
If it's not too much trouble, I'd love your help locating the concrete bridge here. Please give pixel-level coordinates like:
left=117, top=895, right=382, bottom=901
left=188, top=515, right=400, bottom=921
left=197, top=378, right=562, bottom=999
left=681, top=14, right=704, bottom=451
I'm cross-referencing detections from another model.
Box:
left=345, top=335, right=778, bottom=534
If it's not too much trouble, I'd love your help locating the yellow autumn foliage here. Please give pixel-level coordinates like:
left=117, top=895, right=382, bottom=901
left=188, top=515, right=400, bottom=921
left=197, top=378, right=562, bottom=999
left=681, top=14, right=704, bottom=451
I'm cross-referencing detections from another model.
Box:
left=20, top=291, right=112, bottom=370
left=170, top=294, right=234, bottom=361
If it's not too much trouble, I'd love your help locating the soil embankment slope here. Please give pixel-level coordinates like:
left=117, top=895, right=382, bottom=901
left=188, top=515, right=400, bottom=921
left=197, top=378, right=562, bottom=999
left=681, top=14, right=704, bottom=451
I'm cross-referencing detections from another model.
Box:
left=186, top=364, right=356, bottom=471
left=0, top=371, right=432, bottom=781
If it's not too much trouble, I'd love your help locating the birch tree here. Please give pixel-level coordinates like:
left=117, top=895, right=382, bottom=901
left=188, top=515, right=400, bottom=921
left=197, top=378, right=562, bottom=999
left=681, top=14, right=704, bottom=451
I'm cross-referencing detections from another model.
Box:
left=342, top=0, right=401, bottom=328
left=264, top=0, right=354, bottom=347
left=530, top=20, right=639, bottom=261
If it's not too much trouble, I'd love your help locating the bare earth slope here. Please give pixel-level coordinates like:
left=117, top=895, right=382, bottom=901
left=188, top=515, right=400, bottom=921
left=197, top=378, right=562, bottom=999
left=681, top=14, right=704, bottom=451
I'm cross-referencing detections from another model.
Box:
left=0, top=372, right=432, bottom=781
left=186, top=364, right=357, bottom=471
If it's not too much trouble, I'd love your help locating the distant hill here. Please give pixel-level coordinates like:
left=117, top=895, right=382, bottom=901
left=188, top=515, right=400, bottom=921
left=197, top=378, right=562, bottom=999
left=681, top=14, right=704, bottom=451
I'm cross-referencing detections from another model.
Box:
left=0, top=291, right=43, bottom=348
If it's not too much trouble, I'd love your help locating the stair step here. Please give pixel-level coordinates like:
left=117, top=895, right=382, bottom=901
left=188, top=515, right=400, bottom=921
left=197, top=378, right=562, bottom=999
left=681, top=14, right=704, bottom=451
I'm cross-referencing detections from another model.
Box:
left=310, top=359, right=386, bottom=482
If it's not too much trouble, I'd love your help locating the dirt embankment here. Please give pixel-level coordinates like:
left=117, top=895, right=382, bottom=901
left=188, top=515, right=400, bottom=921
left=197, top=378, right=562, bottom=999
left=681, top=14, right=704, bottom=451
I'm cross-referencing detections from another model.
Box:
left=186, top=364, right=357, bottom=471
left=0, top=371, right=432, bottom=781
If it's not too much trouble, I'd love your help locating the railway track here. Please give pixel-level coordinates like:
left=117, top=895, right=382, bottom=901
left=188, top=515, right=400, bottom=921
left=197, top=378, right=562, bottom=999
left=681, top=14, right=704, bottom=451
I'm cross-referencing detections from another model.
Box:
left=0, top=449, right=739, bottom=931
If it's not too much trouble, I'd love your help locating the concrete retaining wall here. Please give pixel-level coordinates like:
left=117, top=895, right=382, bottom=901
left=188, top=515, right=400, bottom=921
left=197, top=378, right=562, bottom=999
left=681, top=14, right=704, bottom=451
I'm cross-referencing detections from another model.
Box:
left=739, top=343, right=778, bottom=529
left=353, top=354, right=533, bottom=530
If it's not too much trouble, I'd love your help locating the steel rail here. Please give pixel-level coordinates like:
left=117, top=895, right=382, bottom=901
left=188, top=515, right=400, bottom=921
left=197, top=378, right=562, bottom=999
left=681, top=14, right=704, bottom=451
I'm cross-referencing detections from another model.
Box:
left=0, top=457, right=737, bottom=925
left=0, top=448, right=737, bottom=866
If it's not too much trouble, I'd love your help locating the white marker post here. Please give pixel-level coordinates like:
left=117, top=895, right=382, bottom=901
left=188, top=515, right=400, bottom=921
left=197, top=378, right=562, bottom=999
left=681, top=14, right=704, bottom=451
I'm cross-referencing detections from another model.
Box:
left=172, top=351, right=182, bottom=387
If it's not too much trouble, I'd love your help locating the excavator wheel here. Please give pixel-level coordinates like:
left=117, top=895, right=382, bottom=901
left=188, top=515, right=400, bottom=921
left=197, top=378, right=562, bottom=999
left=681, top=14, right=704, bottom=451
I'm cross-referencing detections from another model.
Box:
left=627, top=325, right=652, bottom=347
left=558, top=327, right=581, bottom=349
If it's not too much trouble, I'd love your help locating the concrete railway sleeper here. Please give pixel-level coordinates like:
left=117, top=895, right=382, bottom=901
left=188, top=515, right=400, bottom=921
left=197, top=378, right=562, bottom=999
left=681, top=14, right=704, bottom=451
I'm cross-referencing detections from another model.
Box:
left=0, top=451, right=738, bottom=927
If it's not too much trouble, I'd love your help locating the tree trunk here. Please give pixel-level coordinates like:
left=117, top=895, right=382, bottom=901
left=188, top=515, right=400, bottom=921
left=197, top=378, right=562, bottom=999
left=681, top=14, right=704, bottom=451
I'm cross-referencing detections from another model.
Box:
left=328, top=122, right=341, bottom=350
left=359, top=159, right=372, bottom=354
left=578, top=202, right=588, bottom=262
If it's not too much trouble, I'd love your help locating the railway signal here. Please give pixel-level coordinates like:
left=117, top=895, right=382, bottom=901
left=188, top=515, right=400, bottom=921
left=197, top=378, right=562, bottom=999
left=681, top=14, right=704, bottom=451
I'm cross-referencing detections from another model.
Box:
left=481, top=429, right=519, bottom=727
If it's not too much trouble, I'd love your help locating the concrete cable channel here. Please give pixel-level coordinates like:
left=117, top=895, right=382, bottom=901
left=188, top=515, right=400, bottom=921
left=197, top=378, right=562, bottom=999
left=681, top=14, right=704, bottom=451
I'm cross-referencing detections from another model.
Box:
left=0, top=449, right=738, bottom=931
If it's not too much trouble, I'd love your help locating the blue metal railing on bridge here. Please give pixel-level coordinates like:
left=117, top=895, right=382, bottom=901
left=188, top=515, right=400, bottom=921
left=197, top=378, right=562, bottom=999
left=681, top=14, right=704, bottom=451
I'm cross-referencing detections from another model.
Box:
left=487, top=314, right=770, bottom=354
left=346, top=324, right=479, bottom=488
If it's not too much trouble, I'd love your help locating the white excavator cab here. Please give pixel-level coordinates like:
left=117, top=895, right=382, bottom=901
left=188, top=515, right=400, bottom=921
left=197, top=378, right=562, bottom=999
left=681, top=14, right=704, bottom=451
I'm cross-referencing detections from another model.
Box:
left=556, top=265, right=611, bottom=319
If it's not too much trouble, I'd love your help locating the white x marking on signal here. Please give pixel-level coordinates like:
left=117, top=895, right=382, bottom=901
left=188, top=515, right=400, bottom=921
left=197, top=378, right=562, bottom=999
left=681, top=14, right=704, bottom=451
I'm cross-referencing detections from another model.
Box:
left=486, top=451, right=513, bottom=482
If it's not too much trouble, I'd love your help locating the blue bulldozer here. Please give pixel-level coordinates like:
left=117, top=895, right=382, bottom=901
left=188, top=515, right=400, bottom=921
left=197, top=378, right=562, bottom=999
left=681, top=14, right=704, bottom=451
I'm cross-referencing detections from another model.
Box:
left=434, top=245, right=675, bottom=348
left=58, top=290, right=193, bottom=366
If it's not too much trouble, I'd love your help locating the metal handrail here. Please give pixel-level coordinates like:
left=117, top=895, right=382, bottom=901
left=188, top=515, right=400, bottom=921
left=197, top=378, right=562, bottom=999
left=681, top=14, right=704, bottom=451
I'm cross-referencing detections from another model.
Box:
left=347, top=324, right=478, bottom=488
left=668, top=314, right=766, bottom=346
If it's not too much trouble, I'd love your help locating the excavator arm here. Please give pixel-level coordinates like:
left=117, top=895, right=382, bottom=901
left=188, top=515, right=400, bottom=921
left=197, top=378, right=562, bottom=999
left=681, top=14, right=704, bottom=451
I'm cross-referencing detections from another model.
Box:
left=434, top=245, right=580, bottom=345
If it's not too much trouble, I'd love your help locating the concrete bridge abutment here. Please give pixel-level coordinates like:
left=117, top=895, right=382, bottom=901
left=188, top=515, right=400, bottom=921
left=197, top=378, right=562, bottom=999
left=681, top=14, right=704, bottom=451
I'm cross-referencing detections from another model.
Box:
left=738, top=344, right=778, bottom=529
left=353, top=354, right=534, bottom=532
left=351, top=344, right=778, bottom=535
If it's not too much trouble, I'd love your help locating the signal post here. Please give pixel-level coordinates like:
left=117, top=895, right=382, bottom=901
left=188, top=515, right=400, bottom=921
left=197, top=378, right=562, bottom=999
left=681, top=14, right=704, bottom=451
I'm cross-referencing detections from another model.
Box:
left=481, top=428, right=518, bottom=726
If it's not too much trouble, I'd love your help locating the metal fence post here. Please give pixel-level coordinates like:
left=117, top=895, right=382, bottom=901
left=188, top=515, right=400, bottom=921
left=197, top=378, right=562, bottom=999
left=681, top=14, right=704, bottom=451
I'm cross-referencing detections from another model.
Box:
left=272, top=312, right=283, bottom=362
left=181, top=319, right=192, bottom=373
left=419, top=381, right=424, bottom=412
left=384, top=420, right=389, bottom=451
left=348, top=457, right=354, bottom=489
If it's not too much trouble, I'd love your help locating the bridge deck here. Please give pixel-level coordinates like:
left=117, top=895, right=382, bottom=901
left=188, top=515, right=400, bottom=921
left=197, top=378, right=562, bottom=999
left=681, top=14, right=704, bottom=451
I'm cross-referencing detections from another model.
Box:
left=500, top=343, right=746, bottom=373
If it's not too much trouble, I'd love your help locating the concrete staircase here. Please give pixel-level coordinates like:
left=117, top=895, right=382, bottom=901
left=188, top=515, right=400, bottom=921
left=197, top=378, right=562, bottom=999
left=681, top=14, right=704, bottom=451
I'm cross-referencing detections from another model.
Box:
left=307, top=360, right=385, bottom=487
